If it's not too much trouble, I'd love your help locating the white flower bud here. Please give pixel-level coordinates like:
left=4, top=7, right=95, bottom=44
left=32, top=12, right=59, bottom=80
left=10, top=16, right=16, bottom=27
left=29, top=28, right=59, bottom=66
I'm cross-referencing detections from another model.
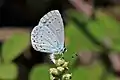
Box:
left=62, top=73, right=72, bottom=80
left=50, top=74, right=55, bottom=80
left=56, top=58, right=65, bottom=66
left=49, top=68, right=59, bottom=75
left=57, top=66, right=65, bottom=72
left=62, top=62, right=69, bottom=68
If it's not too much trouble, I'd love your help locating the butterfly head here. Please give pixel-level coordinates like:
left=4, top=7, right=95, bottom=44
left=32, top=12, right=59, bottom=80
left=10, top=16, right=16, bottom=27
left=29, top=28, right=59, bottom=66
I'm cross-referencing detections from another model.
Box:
left=58, top=47, right=67, bottom=54
left=62, top=47, right=67, bottom=53
left=53, top=46, right=67, bottom=54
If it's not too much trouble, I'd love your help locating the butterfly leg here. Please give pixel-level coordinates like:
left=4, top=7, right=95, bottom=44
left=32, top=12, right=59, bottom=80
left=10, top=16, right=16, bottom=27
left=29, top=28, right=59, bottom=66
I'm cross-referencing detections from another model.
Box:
left=49, top=53, right=56, bottom=64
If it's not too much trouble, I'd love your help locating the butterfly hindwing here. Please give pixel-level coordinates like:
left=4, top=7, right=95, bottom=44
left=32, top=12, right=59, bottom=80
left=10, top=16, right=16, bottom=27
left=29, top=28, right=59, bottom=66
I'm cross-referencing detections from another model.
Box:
left=31, top=26, right=54, bottom=53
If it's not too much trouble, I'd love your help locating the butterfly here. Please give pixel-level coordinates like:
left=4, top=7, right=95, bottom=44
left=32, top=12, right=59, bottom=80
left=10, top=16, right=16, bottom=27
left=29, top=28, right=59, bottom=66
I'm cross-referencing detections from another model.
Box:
left=31, top=10, right=66, bottom=63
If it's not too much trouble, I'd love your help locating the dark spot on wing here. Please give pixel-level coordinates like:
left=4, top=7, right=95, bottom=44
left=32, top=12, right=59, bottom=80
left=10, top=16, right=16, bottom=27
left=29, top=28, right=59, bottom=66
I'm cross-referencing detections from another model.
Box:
left=56, top=29, right=60, bottom=31
left=36, top=28, right=38, bottom=30
left=35, top=45, right=38, bottom=49
left=33, top=35, right=35, bottom=37
left=40, top=45, right=42, bottom=48
left=33, top=40, right=35, bottom=42
left=43, top=22, right=47, bottom=24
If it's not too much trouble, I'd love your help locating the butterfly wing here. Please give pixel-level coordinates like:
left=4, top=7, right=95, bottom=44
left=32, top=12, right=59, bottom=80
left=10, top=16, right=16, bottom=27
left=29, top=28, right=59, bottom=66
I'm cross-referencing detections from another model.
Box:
left=31, top=25, right=54, bottom=53
left=31, top=10, right=64, bottom=54
left=39, top=10, right=64, bottom=47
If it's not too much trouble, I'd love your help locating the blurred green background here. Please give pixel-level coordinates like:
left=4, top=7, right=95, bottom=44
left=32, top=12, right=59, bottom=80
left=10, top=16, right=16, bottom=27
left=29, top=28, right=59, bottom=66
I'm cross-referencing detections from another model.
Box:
left=0, top=0, right=120, bottom=80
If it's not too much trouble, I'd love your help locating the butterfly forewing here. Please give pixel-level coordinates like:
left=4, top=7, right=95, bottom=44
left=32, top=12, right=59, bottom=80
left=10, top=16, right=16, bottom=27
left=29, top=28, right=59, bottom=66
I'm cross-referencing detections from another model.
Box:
left=38, top=10, right=64, bottom=45
left=50, top=10, right=64, bottom=45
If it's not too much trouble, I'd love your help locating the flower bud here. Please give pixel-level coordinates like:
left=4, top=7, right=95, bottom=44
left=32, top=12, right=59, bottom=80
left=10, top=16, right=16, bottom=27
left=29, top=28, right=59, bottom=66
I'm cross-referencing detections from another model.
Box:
left=50, top=74, right=55, bottom=80
left=49, top=68, right=59, bottom=75
left=56, top=58, right=65, bottom=66
left=57, top=66, right=65, bottom=72
left=62, top=62, right=69, bottom=69
left=62, top=73, right=72, bottom=80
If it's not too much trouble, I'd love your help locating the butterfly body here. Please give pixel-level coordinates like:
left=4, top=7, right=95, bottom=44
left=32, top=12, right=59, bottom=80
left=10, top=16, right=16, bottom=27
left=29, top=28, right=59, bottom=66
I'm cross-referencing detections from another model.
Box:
left=31, top=10, right=65, bottom=63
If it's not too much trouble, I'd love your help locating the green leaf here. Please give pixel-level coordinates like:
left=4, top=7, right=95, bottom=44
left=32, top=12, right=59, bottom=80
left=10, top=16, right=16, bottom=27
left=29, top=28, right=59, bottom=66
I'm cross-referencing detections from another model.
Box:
left=64, top=22, right=100, bottom=61
left=106, top=74, right=117, bottom=80
left=29, top=64, right=50, bottom=80
left=87, top=19, right=107, bottom=43
left=71, top=62, right=104, bottom=80
left=88, top=10, right=120, bottom=51
left=96, top=11, right=120, bottom=40
left=2, top=33, right=30, bottom=63
left=66, top=9, right=89, bottom=24
left=0, top=63, right=18, bottom=79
